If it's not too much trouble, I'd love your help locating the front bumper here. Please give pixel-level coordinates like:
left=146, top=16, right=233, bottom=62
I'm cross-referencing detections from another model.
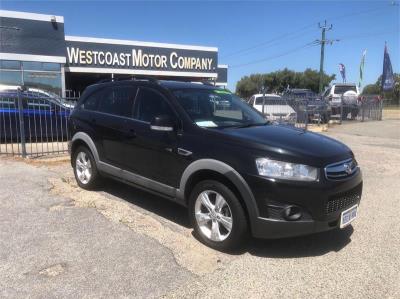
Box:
left=243, top=169, right=363, bottom=239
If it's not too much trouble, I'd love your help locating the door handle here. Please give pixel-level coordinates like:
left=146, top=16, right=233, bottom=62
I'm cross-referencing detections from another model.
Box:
left=177, top=148, right=192, bottom=156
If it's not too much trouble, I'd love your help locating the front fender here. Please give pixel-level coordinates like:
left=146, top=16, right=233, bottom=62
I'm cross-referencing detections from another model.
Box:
left=177, top=159, right=260, bottom=229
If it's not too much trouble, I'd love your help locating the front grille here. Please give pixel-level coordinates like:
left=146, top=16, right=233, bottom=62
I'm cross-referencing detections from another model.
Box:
left=325, top=158, right=358, bottom=180
left=325, top=184, right=362, bottom=215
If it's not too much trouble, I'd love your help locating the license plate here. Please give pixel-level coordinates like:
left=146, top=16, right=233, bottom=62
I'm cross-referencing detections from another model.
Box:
left=340, top=204, right=358, bottom=228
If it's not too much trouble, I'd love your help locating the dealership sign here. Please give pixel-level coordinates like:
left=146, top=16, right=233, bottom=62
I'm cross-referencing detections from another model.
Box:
left=67, top=47, right=214, bottom=71
left=65, top=38, right=218, bottom=75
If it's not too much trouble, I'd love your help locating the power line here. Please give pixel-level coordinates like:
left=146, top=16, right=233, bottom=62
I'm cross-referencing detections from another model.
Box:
left=221, top=3, right=393, bottom=61
left=229, top=42, right=317, bottom=69
left=338, top=30, right=400, bottom=41
left=221, top=24, right=315, bottom=59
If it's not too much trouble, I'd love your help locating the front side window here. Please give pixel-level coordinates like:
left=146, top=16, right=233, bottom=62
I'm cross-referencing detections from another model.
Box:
left=173, top=88, right=266, bottom=128
left=133, top=88, right=175, bottom=122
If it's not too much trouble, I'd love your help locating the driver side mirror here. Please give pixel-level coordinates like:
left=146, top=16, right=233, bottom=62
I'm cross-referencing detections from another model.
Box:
left=150, top=115, right=175, bottom=132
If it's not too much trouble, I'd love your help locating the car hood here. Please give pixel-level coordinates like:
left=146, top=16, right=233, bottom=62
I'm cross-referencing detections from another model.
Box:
left=219, top=124, right=352, bottom=166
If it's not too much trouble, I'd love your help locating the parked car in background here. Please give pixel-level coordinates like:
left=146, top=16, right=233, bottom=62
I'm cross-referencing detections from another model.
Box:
left=283, top=89, right=331, bottom=124
left=0, top=85, right=74, bottom=141
left=322, top=83, right=360, bottom=120
left=248, top=94, right=297, bottom=124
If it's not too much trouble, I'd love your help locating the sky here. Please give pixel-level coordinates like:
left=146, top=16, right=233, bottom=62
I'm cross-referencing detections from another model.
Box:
left=1, top=0, right=399, bottom=91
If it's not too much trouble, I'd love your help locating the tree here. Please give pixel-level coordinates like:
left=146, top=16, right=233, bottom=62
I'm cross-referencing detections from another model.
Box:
left=235, top=68, right=335, bottom=99
left=362, top=84, right=381, bottom=95
left=361, top=73, right=399, bottom=105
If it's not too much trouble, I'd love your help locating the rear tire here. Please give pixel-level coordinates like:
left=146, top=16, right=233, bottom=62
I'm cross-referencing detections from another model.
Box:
left=73, top=146, right=100, bottom=190
left=189, top=180, right=248, bottom=251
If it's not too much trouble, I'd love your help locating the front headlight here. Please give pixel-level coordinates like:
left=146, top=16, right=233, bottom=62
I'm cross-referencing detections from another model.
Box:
left=255, top=158, right=318, bottom=181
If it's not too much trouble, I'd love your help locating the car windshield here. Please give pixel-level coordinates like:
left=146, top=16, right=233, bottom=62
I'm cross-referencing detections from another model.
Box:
left=173, top=88, right=267, bottom=128
left=334, top=85, right=357, bottom=94
left=255, top=97, right=286, bottom=105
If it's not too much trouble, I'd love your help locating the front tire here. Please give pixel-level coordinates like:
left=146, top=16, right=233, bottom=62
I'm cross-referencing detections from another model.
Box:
left=189, top=180, right=248, bottom=251
left=73, top=146, right=100, bottom=190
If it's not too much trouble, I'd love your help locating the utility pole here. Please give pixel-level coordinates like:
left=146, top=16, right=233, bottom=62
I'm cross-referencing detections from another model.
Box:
left=317, top=20, right=334, bottom=93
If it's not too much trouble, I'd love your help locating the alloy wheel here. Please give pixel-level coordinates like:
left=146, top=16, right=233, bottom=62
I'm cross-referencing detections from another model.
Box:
left=75, top=151, right=92, bottom=184
left=194, top=190, right=233, bottom=242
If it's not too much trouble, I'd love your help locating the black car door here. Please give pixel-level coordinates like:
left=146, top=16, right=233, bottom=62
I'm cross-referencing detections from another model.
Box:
left=123, top=86, right=186, bottom=187
left=89, top=85, right=137, bottom=167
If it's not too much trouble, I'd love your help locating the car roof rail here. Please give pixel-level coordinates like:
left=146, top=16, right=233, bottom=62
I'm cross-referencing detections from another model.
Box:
left=95, top=76, right=160, bottom=85
left=200, top=80, right=215, bottom=86
left=131, top=76, right=160, bottom=84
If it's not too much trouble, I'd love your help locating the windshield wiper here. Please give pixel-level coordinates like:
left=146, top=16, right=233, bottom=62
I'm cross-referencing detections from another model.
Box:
left=231, top=121, right=270, bottom=129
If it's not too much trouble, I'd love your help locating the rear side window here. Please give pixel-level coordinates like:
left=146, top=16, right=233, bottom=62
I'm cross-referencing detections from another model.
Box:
left=82, top=91, right=100, bottom=111
left=133, top=87, right=175, bottom=122
left=82, top=86, right=137, bottom=117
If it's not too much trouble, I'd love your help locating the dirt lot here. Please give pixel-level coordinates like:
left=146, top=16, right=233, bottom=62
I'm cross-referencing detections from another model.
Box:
left=1, top=119, right=399, bottom=298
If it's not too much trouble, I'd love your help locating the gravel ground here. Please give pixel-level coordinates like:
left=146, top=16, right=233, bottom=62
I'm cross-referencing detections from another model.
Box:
left=0, top=119, right=399, bottom=298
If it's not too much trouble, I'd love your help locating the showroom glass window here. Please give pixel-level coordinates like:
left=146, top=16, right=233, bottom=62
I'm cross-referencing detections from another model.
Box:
left=0, top=60, right=62, bottom=95
left=22, top=61, right=62, bottom=95
left=0, top=60, right=23, bottom=86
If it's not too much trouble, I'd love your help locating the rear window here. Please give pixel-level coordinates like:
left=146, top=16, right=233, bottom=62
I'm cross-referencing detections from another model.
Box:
left=334, top=85, right=357, bottom=94
left=255, top=97, right=284, bottom=105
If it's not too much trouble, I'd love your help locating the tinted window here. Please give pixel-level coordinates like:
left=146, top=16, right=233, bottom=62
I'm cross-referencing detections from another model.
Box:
left=97, top=86, right=136, bottom=117
left=334, top=85, right=357, bottom=94
left=83, top=86, right=136, bottom=117
left=82, top=90, right=100, bottom=111
left=134, top=88, right=175, bottom=122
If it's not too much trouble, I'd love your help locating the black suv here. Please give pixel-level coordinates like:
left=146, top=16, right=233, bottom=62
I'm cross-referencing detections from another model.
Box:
left=69, top=79, right=363, bottom=250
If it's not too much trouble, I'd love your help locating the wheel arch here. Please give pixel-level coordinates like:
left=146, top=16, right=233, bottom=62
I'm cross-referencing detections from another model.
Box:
left=70, top=132, right=99, bottom=165
left=177, top=159, right=260, bottom=224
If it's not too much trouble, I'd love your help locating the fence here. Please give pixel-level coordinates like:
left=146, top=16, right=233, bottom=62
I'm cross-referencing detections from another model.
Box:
left=330, top=95, right=383, bottom=124
left=250, top=94, right=383, bottom=128
left=0, top=88, right=75, bottom=157
left=251, top=95, right=331, bottom=130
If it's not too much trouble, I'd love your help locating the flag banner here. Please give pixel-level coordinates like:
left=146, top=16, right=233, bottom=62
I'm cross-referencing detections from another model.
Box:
left=339, top=63, right=346, bottom=83
left=382, top=44, right=394, bottom=92
left=358, top=50, right=367, bottom=88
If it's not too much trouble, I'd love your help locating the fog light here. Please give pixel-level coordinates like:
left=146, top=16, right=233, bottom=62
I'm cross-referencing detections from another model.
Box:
left=282, top=205, right=302, bottom=221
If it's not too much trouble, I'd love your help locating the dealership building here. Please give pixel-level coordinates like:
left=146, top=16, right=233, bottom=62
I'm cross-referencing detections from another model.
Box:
left=0, top=10, right=228, bottom=97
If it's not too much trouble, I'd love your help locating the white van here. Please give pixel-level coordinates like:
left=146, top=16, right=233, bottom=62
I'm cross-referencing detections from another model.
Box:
left=248, top=94, right=296, bottom=123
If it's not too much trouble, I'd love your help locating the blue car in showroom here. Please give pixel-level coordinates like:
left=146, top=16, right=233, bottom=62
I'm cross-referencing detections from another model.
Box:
left=0, top=86, right=74, bottom=141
